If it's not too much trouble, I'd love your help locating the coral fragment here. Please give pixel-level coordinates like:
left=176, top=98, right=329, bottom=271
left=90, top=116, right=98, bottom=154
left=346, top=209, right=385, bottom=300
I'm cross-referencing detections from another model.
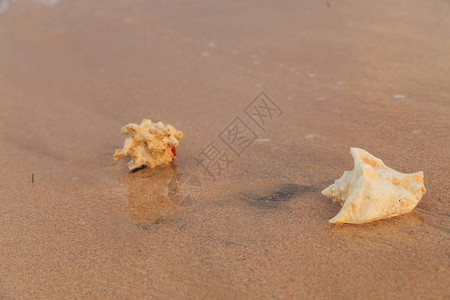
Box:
left=114, top=119, right=183, bottom=170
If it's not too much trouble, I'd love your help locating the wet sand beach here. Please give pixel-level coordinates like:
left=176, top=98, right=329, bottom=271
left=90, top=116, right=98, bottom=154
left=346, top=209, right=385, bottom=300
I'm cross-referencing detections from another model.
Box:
left=1, top=0, right=449, bottom=298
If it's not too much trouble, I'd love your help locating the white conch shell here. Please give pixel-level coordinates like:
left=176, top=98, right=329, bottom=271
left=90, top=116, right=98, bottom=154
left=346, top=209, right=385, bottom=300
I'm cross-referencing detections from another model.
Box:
left=322, top=148, right=426, bottom=224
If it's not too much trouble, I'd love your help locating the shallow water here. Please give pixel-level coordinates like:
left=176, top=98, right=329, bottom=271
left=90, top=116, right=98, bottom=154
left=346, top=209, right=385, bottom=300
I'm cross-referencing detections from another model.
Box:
left=1, top=0, right=449, bottom=298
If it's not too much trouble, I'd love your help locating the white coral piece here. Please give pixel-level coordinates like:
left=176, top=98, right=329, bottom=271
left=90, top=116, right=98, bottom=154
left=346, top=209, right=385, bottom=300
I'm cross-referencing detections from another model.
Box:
left=114, top=119, right=183, bottom=170
left=322, top=148, right=426, bottom=224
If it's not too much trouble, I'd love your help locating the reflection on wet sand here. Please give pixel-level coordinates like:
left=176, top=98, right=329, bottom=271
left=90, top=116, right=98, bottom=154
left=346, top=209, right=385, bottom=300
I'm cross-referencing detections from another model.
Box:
left=118, top=164, right=203, bottom=228
left=331, top=211, right=426, bottom=249
left=118, top=165, right=181, bottom=227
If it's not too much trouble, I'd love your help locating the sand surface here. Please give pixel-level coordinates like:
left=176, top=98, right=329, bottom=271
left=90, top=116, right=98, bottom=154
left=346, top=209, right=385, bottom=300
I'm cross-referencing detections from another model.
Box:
left=1, top=0, right=449, bottom=298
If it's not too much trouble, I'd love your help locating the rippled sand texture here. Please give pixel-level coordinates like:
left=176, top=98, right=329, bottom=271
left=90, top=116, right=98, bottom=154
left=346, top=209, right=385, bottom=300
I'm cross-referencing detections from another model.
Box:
left=0, top=0, right=449, bottom=298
